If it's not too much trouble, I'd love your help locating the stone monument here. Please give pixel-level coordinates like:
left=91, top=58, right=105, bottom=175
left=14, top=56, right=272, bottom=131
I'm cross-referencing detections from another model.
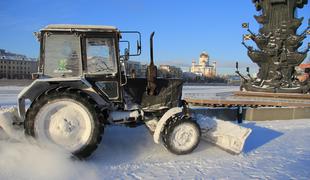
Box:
left=239, top=0, right=310, bottom=93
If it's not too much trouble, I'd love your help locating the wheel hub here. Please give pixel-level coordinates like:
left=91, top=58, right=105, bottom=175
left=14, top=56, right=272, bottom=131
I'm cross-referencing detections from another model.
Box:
left=175, top=127, right=193, bottom=145
left=52, top=116, right=78, bottom=137
left=171, top=123, right=198, bottom=151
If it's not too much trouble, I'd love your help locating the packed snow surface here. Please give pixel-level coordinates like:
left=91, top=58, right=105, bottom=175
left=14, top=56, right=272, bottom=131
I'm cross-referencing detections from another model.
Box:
left=0, top=86, right=24, bottom=107
left=0, top=85, right=310, bottom=179
left=182, top=85, right=239, bottom=99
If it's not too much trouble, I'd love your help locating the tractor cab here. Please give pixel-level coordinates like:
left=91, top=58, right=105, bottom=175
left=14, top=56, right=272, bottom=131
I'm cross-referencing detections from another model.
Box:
left=33, top=24, right=183, bottom=110
left=35, top=24, right=124, bottom=102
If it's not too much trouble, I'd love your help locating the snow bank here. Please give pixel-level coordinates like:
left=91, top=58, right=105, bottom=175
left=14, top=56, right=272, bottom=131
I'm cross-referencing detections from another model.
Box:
left=0, top=108, right=24, bottom=141
left=0, top=141, right=101, bottom=180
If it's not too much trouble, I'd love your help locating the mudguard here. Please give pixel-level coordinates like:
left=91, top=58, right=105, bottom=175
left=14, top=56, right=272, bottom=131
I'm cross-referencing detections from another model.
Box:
left=17, top=77, right=96, bottom=121
left=153, top=107, right=183, bottom=144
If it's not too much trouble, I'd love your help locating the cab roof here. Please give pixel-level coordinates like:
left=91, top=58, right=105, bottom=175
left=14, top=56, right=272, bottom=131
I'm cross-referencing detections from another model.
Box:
left=41, top=24, right=118, bottom=32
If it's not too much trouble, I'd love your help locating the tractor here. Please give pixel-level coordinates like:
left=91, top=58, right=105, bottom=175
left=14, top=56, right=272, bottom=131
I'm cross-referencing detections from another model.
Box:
left=16, top=24, right=201, bottom=158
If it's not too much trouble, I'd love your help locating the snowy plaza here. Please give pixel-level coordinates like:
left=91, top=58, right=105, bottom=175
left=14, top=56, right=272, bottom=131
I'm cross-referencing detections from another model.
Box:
left=0, top=85, right=309, bottom=179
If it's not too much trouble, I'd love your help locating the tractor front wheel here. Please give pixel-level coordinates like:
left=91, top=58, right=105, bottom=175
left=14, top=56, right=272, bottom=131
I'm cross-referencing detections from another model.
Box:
left=162, top=115, right=201, bottom=155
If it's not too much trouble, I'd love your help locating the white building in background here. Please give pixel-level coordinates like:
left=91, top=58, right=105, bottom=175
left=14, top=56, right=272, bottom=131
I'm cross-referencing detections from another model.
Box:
left=0, top=49, right=38, bottom=79
left=191, top=52, right=216, bottom=77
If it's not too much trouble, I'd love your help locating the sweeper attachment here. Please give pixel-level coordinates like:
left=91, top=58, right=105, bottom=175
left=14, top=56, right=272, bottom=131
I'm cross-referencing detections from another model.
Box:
left=197, top=115, right=251, bottom=154
left=0, top=24, right=251, bottom=158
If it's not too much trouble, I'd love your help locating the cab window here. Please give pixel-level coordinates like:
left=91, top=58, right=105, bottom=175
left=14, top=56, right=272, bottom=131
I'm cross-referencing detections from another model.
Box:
left=86, top=38, right=117, bottom=74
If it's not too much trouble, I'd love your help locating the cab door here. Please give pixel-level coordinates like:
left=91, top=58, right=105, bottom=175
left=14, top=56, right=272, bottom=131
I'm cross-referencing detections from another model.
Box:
left=83, top=33, right=122, bottom=102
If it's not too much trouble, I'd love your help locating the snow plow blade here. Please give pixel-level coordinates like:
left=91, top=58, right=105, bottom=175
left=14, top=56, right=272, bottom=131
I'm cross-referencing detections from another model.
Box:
left=197, top=115, right=251, bottom=154
left=0, top=108, right=24, bottom=141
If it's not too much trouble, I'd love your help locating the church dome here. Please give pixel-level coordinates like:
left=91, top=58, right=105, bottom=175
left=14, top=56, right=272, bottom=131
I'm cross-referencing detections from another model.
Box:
left=200, top=52, right=209, bottom=58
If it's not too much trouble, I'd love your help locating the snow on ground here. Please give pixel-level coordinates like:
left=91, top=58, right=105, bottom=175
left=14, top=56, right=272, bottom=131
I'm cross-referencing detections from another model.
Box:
left=0, top=85, right=310, bottom=179
left=0, top=86, right=24, bottom=107
left=182, top=85, right=239, bottom=99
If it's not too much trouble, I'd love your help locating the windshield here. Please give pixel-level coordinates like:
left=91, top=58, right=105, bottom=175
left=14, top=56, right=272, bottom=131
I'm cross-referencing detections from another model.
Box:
left=86, top=38, right=117, bottom=74
left=44, top=33, right=82, bottom=77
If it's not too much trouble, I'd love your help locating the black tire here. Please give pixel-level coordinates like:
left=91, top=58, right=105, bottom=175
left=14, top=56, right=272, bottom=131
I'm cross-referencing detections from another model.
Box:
left=25, top=87, right=104, bottom=159
left=162, top=115, right=201, bottom=155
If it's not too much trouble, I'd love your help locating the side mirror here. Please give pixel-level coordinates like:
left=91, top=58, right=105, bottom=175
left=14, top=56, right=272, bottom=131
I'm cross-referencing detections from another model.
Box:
left=137, top=40, right=141, bottom=55
left=246, top=67, right=250, bottom=73
left=236, top=62, right=239, bottom=71
left=242, top=23, right=249, bottom=29
left=119, top=31, right=142, bottom=56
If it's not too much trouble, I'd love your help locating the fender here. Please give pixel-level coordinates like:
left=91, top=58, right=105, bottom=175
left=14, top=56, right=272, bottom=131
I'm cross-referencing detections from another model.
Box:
left=17, top=77, right=97, bottom=121
left=153, top=107, right=183, bottom=144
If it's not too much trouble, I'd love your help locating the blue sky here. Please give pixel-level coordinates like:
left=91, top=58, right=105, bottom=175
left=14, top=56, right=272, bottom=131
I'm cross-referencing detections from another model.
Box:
left=0, top=0, right=309, bottom=74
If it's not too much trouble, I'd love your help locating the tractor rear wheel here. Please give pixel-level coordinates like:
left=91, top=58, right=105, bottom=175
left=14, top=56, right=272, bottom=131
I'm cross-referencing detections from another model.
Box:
left=162, top=115, right=201, bottom=155
left=25, top=88, right=103, bottom=158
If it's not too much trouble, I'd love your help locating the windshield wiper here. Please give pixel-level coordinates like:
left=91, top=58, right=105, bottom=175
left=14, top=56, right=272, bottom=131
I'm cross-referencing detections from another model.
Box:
left=96, top=63, right=114, bottom=73
left=100, top=60, right=113, bottom=71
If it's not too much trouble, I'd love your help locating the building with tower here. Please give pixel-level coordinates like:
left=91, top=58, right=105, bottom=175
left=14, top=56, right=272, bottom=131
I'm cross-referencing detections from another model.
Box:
left=190, top=52, right=216, bottom=77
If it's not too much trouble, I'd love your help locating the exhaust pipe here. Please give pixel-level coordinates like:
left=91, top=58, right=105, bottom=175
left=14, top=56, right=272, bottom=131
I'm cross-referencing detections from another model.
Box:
left=147, top=32, right=157, bottom=96
left=150, top=32, right=155, bottom=66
